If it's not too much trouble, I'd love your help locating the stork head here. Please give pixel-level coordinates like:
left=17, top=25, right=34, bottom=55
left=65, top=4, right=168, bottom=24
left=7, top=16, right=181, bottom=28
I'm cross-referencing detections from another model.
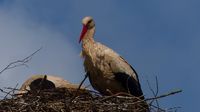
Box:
left=79, top=16, right=95, bottom=43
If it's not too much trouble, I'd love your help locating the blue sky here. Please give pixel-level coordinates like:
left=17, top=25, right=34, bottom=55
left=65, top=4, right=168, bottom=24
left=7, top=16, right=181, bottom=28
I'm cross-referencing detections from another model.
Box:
left=0, top=0, right=199, bottom=111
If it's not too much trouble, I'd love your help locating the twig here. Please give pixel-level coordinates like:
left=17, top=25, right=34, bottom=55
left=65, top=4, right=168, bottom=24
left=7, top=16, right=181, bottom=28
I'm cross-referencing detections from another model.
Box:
left=0, top=47, right=42, bottom=74
left=4, top=84, right=19, bottom=99
left=166, top=106, right=181, bottom=111
left=0, top=88, right=13, bottom=96
left=150, top=104, right=166, bottom=112
left=100, top=92, right=133, bottom=101
left=147, top=76, right=160, bottom=110
left=145, top=89, right=182, bottom=101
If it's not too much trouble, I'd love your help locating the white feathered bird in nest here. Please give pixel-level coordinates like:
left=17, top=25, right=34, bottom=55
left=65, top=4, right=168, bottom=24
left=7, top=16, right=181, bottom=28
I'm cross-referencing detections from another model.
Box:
left=79, top=16, right=144, bottom=99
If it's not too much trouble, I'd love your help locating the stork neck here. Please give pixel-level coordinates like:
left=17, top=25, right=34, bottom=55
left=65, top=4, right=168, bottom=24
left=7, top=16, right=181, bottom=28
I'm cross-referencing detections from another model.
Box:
left=82, top=27, right=95, bottom=46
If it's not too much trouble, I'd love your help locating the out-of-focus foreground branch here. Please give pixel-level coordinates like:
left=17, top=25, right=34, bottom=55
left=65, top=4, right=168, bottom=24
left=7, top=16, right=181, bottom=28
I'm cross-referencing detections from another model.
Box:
left=0, top=47, right=42, bottom=74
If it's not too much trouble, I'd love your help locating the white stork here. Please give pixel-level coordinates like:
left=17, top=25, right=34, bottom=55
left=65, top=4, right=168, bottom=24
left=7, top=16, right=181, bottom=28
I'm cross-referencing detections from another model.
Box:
left=79, top=16, right=144, bottom=99
left=19, top=75, right=84, bottom=94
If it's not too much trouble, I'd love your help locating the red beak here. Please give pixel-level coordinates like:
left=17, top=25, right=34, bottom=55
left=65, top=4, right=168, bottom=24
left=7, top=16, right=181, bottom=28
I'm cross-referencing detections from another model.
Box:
left=79, top=25, right=88, bottom=43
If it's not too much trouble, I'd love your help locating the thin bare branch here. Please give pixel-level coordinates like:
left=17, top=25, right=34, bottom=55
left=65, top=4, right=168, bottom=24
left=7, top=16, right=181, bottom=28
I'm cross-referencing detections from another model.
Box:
left=2, top=84, right=18, bottom=99
left=147, top=76, right=160, bottom=110
left=145, top=89, right=182, bottom=101
left=0, top=47, right=42, bottom=74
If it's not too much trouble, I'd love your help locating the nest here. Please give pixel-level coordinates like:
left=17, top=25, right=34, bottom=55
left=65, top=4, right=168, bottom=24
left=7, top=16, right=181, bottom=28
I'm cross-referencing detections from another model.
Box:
left=0, top=87, right=150, bottom=112
left=0, top=49, right=182, bottom=112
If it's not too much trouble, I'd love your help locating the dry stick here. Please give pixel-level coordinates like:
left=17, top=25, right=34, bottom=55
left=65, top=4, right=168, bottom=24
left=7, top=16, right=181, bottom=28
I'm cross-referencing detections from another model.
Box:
left=150, top=104, right=166, bottom=112
left=0, top=47, right=42, bottom=75
left=110, top=90, right=182, bottom=111
left=155, top=76, right=159, bottom=98
left=0, top=84, right=18, bottom=99
left=145, top=89, right=182, bottom=101
left=3, top=84, right=18, bottom=99
left=100, top=92, right=133, bottom=102
left=147, top=76, right=160, bottom=110
left=166, top=106, right=181, bottom=111
left=155, top=76, right=159, bottom=107
left=146, top=77, right=181, bottom=111
left=0, top=88, right=13, bottom=97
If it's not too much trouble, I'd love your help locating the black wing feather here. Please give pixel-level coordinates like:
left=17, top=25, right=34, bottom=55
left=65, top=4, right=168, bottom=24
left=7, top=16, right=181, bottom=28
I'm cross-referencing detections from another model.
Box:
left=114, top=72, right=144, bottom=98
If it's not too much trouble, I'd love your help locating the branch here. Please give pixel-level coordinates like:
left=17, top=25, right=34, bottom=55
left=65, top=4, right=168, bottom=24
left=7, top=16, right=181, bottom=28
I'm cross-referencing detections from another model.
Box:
left=0, top=47, right=42, bottom=74
left=145, top=89, right=182, bottom=101
left=4, top=84, right=19, bottom=99
left=147, top=76, right=160, bottom=110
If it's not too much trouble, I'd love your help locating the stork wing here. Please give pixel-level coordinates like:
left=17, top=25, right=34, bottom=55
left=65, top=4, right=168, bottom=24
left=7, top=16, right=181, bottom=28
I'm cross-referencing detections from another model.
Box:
left=110, top=56, right=143, bottom=97
left=96, top=43, right=143, bottom=97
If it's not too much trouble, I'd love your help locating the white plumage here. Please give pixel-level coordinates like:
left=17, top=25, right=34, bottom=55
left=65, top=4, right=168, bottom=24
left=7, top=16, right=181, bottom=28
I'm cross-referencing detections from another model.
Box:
left=79, top=16, right=144, bottom=98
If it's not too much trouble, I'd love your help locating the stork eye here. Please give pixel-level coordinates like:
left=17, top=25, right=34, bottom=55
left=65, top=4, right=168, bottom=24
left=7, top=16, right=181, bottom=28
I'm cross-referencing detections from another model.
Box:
left=88, top=20, right=92, bottom=24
